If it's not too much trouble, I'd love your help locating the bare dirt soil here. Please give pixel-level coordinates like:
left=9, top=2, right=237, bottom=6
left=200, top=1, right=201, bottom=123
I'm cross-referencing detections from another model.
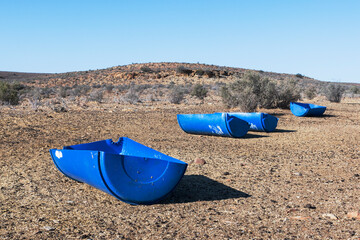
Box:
left=1, top=99, right=360, bottom=239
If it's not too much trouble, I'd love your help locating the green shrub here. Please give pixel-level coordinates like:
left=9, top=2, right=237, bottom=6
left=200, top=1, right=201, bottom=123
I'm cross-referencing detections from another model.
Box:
left=168, top=86, right=185, bottom=104
left=88, top=89, right=104, bottom=103
left=176, top=66, right=192, bottom=75
left=190, top=84, right=208, bottom=100
left=304, top=86, right=317, bottom=100
left=195, top=69, right=205, bottom=76
left=220, top=73, right=300, bottom=111
left=274, top=80, right=301, bottom=109
left=123, top=87, right=141, bottom=104
left=204, top=70, right=215, bottom=78
left=350, top=86, right=360, bottom=94
left=59, top=86, right=69, bottom=98
left=140, top=66, right=152, bottom=73
left=296, top=73, right=304, bottom=78
left=221, top=85, right=257, bottom=111
left=326, top=84, right=345, bottom=103
left=0, top=81, right=22, bottom=105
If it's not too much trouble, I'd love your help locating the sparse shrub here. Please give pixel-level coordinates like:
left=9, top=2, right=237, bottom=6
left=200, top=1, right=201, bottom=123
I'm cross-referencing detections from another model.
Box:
left=195, top=69, right=205, bottom=76
left=304, top=86, right=317, bottom=100
left=59, top=86, right=70, bottom=98
left=47, top=98, right=68, bottom=112
left=0, top=81, right=22, bottom=105
left=296, top=73, right=304, bottom=78
left=221, top=85, right=257, bottom=111
left=88, top=89, right=104, bottom=103
left=70, top=85, right=91, bottom=97
left=140, top=66, right=152, bottom=73
left=133, top=84, right=151, bottom=92
left=104, top=84, right=114, bottom=93
left=123, top=87, right=141, bottom=104
left=92, top=84, right=102, bottom=88
left=350, top=86, right=360, bottom=94
left=176, top=66, right=192, bottom=75
left=204, top=70, right=215, bottom=78
left=274, top=80, right=301, bottom=109
left=115, top=84, right=131, bottom=92
left=326, top=84, right=345, bottom=103
left=168, top=86, right=185, bottom=104
left=190, top=84, right=208, bottom=100
left=220, top=72, right=301, bottom=111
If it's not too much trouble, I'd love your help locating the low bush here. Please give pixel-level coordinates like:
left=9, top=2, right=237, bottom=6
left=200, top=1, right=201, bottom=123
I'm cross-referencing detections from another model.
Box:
left=350, top=86, right=360, bottom=94
left=326, top=84, right=345, bottom=103
left=88, top=89, right=104, bottom=103
left=168, top=86, right=185, bottom=104
left=0, top=81, right=23, bottom=105
left=220, top=73, right=300, bottom=111
left=296, top=73, right=304, bottom=78
left=176, top=66, right=192, bottom=75
left=195, top=69, right=205, bottom=76
left=274, top=80, right=301, bottom=109
left=123, top=87, right=141, bottom=104
left=204, top=70, right=215, bottom=78
left=221, top=85, right=257, bottom=111
left=304, top=86, right=317, bottom=100
left=140, top=66, right=152, bottom=73
left=190, top=83, right=208, bottom=100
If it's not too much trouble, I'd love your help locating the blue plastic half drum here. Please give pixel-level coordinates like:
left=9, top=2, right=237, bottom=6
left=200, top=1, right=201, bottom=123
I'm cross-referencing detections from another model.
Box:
left=224, top=112, right=278, bottom=132
left=49, top=137, right=187, bottom=205
left=177, top=113, right=250, bottom=138
left=290, top=102, right=326, bottom=117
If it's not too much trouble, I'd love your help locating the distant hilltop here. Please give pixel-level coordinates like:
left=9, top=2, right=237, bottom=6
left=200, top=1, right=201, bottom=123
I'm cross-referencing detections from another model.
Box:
left=1, top=62, right=359, bottom=89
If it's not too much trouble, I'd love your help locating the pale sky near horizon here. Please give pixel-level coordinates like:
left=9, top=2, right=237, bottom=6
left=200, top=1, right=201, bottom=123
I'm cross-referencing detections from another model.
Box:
left=1, top=0, right=359, bottom=83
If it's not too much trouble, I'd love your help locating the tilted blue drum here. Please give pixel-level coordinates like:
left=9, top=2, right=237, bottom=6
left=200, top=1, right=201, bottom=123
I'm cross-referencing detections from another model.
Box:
left=290, top=102, right=326, bottom=117
left=177, top=113, right=250, bottom=138
left=222, top=112, right=278, bottom=132
left=49, top=137, right=187, bottom=205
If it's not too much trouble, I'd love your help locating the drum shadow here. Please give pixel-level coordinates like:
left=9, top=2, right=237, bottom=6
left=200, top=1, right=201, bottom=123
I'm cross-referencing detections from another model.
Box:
left=163, top=175, right=251, bottom=204
left=274, top=129, right=297, bottom=133
left=243, top=133, right=269, bottom=138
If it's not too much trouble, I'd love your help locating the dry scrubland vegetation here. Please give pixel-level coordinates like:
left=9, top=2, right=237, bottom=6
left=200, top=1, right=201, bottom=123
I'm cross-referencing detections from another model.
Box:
left=1, top=62, right=359, bottom=111
left=1, top=63, right=360, bottom=239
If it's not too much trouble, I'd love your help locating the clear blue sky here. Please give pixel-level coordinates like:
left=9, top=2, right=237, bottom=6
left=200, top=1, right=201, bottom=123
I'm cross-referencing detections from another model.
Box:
left=1, top=0, right=359, bottom=83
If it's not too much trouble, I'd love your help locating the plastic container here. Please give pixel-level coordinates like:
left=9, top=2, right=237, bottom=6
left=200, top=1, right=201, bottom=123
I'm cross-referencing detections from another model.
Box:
left=290, top=102, right=326, bottom=117
left=49, top=137, right=187, bottom=205
left=177, top=113, right=250, bottom=138
left=223, top=112, right=278, bottom=132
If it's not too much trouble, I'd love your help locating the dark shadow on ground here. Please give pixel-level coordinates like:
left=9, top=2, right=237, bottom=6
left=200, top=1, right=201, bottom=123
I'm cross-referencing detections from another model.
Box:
left=270, top=113, right=286, bottom=117
left=319, top=114, right=336, bottom=118
left=242, top=133, right=268, bottom=139
left=274, top=129, right=297, bottom=133
left=163, top=175, right=251, bottom=204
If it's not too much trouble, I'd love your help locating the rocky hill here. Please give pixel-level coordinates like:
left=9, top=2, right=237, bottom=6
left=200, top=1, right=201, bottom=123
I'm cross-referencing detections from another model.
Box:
left=2, top=62, right=358, bottom=89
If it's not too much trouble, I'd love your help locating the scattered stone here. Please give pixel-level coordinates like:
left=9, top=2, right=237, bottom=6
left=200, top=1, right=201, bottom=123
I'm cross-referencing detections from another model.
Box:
left=194, top=158, right=206, bottom=165
left=287, top=208, right=299, bottom=213
left=346, top=211, right=360, bottom=220
left=43, top=226, right=55, bottom=231
left=322, top=213, right=338, bottom=220
left=223, top=171, right=230, bottom=176
left=290, top=216, right=311, bottom=220
left=304, top=204, right=316, bottom=209
left=293, top=172, right=303, bottom=176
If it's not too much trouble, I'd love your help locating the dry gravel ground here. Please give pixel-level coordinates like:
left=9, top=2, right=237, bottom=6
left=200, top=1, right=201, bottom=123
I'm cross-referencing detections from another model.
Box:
left=1, top=99, right=360, bottom=239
